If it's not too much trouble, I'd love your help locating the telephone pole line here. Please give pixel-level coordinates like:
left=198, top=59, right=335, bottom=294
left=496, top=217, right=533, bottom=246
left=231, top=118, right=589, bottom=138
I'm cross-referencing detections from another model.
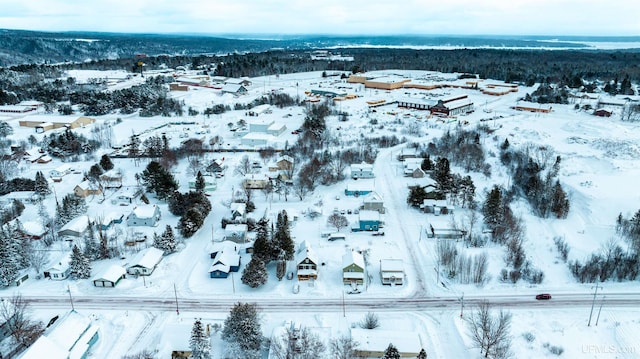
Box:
left=588, top=285, right=602, bottom=326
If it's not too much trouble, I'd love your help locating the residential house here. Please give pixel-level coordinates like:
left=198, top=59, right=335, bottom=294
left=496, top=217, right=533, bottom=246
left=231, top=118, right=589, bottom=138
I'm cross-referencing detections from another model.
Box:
left=380, top=259, right=404, bottom=285
left=408, top=167, right=426, bottom=178
left=209, top=250, right=241, bottom=278
left=210, top=240, right=238, bottom=258
left=100, top=169, right=123, bottom=189
left=344, top=180, right=374, bottom=197
left=49, top=164, right=73, bottom=178
left=350, top=162, right=375, bottom=179
left=351, top=328, right=422, bottom=358
left=126, top=247, right=164, bottom=276
left=126, top=205, right=161, bottom=227
left=353, top=210, right=382, bottom=232
left=44, top=253, right=71, bottom=280
left=58, top=215, right=92, bottom=238
left=113, top=187, right=143, bottom=205
left=73, top=180, right=103, bottom=198
left=230, top=203, right=246, bottom=220
left=98, top=212, right=124, bottom=231
left=342, top=250, right=365, bottom=285
left=243, top=175, right=269, bottom=189
left=92, top=265, right=126, bottom=287
left=362, top=192, right=385, bottom=213
left=20, top=310, right=99, bottom=359
left=397, top=148, right=419, bottom=161
left=296, top=241, right=318, bottom=281
left=221, top=84, right=248, bottom=94
left=225, top=78, right=252, bottom=87
left=268, top=155, right=295, bottom=181
left=19, top=221, right=48, bottom=240
left=223, top=224, right=248, bottom=243
left=188, top=175, right=217, bottom=192
left=403, top=158, right=423, bottom=177
left=421, top=199, right=454, bottom=215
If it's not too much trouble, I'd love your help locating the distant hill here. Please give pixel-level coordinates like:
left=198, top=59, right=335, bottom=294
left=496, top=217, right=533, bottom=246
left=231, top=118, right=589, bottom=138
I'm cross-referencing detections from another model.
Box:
left=1, top=29, right=639, bottom=67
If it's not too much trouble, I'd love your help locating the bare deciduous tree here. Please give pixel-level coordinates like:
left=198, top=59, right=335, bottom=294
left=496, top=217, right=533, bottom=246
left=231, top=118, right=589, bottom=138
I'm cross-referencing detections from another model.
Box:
left=359, top=312, right=380, bottom=329
left=0, top=293, right=44, bottom=347
left=234, top=155, right=253, bottom=176
left=466, top=302, right=512, bottom=359
left=330, top=335, right=361, bottom=359
left=327, top=213, right=349, bottom=232
left=270, top=326, right=326, bottom=359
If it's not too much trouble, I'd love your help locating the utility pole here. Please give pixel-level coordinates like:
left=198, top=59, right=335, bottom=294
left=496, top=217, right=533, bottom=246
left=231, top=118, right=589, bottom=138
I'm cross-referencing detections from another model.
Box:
left=588, top=285, right=602, bottom=326
left=342, top=290, right=346, bottom=318
left=595, top=296, right=605, bottom=326
left=459, top=293, right=464, bottom=318
left=174, top=283, right=180, bottom=315
left=67, top=285, right=74, bottom=311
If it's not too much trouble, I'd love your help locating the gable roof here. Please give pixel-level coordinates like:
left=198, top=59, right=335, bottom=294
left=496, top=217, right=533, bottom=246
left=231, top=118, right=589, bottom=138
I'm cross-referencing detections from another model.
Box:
left=128, top=247, right=164, bottom=270
left=59, top=215, right=92, bottom=235
left=93, top=265, right=126, bottom=283
left=131, top=205, right=159, bottom=219
left=296, top=247, right=318, bottom=266
left=342, top=250, right=365, bottom=270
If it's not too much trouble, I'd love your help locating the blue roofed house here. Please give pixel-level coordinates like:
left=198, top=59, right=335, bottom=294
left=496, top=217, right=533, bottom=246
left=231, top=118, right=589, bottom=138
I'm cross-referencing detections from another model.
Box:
left=126, top=205, right=161, bottom=227
left=126, top=247, right=164, bottom=276
left=352, top=210, right=382, bottom=232
left=20, top=310, right=99, bottom=359
left=98, top=211, right=124, bottom=231
left=209, top=250, right=241, bottom=278
left=210, top=240, right=238, bottom=258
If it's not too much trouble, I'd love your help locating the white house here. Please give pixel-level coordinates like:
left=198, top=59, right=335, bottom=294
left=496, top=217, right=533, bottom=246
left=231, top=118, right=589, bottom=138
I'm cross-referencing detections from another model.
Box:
left=49, top=164, right=73, bottom=178
left=351, top=328, right=423, bottom=358
left=20, top=310, right=99, bottom=359
left=126, top=205, right=161, bottom=227
left=58, top=215, right=92, bottom=238
left=380, top=259, right=404, bottom=285
left=44, top=253, right=71, bottom=280
left=224, top=224, right=248, bottom=243
left=126, top=247, right=164, bottom=276
left=350, top=162, right=375, bottom=179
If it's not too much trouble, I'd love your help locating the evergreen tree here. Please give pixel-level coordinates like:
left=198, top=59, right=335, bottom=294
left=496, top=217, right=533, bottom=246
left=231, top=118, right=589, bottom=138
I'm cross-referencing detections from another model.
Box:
left=420, top=155, right=433, bottom=171
left=69, top=244, right=91, bottom=279
left=34, top=171, right=51, bottom=197
left=241, top=257, right=268, bottom=288
left=252, top=217, right=273, bottom=262
left=99, top=154, right=114, bottom=171
left=178, top=208, right=204, bottom=238
left=195, top=171, right=205, bottom=192
left=87, top=164, right=104, bottom=182
left=189, top=318, right=211, bottom=359
left=276, top=259, right=286, bottom=281
left=221, top=303, right=263, bottom=355
left=55, top=194, right=88, bottom=227
left=154, top=225, right=177, bottom=253
left=417, top=348, right=428, bottom=359
left=0, top=229, right=20, bottom=286
left=407, top=185, right=428, bottom=208
left=383, top=343, right=401, bottom=359
left=432, top=157, right=452, bottom=194
left=139, top=161, right=178, bottom=200
left=483, top=185, right=503, bottom=231
left=83, top=223, right=99, bottom=260
left=550, top=180, right=570, bottom=219
left=273, top=211, right=294, bottom=260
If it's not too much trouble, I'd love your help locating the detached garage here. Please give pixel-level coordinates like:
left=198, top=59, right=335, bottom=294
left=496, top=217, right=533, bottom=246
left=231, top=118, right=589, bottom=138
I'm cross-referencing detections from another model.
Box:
left=92, top=265, right=126, bottom=287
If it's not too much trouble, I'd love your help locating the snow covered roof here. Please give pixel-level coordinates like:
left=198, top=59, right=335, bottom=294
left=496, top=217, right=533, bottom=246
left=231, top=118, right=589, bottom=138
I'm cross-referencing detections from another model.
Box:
left=224, top=224, right=248, bottom=233
left=101, top=212, right=123, bottom=225
left=222, top=84, right=247, bottom=93
left=211, top=240, right=238, bottom=253
left=210, top=251, right=240, bottom=271
left=358, top=210, right=380, bottom=222
left=230, top=202, right=246, bottom=215
left=59, top=215, right=91, bottom=235
left=346, top=180, right=375, bottom=191
left=21, top=310, right=98, bottom=359
left=350, top=162, right=373, bottom=170
left=363, top=192, right=383, bottom=203
left=342, top=250, right=365, bottom=270
left=48, top=253, right=71, bottom=272
left=93, top=265, right=126, bottom=283
left=21, top=220, right=47, bottom=236
left=350, top=328, right=422, bottom=355
left=380, top=259, right=404, bottom=272
left=296, top=247, right=318, bottom=265
left=128, top=247, right=163, bottom=270
left=131, top=205, right=159, bottom=219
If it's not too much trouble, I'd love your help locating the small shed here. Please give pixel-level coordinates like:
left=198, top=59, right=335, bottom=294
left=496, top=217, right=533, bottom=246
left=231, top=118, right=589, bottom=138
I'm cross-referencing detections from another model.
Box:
left=126, top=247, right=164, bottom=276
left=92, top=265, right=126, bottom=287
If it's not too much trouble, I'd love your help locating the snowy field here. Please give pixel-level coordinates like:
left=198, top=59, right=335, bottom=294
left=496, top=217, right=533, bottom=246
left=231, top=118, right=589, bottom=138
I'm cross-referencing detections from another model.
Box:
left=2, top=68, right=640, bottom=358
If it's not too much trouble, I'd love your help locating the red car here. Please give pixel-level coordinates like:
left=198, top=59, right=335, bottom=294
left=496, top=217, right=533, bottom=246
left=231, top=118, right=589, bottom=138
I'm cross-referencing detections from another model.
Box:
left=535, top=293, right=552, bottom=300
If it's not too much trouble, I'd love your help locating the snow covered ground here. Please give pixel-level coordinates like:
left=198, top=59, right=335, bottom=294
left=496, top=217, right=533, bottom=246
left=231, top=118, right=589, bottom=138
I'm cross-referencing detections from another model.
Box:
left=2, top=69, right=640, bottom=358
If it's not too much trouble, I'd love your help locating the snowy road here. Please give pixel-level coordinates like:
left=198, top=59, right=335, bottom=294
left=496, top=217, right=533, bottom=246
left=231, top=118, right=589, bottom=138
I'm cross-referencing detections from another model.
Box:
left=23, top=292, right=640, bottom=313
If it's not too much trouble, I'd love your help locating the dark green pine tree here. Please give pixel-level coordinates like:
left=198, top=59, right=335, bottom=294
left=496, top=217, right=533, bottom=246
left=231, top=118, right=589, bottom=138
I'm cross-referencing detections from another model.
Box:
left=383, top=343, right=401, bottom=359
left=252, top=217, right=272, bottom=263
left=69, top=244, right=91, bottom=279
left=482, top=185, right=503, bottom=231
left=221, top=302, right=262, bottom=354
left=241, top=257, right=268, bottom=288
left=417, top=348, right=428, bottom=359
left=273, top=211, right=294, bottom=260
left=99, top=154, right=114, bottom=171
left=140, top=161, right=178, bottom=200
left=550, top=180, right=570, bottom=219
left=178, top=208, right=204, bottom=238
left=34, top=171, right=51, bottom=197
left=87, top=164, right=104, bottom=182
left=433, top=157, right=452, bottom=194
left=407, top=185, right=428, bottom=208
left=0, top=228, right=20, bottom=286
left=189, top=318, right=211, bottom=359
left=195, top=171, right=206, bottom=192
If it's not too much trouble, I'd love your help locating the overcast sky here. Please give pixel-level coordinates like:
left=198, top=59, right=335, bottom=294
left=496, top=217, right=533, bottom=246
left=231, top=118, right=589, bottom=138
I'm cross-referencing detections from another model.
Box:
left=1, top=0, right=638, bottom=36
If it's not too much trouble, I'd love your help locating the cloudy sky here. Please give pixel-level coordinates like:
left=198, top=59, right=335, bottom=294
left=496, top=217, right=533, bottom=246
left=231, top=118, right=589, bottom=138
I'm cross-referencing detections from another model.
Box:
left=1, top=0, right=638, bottom=36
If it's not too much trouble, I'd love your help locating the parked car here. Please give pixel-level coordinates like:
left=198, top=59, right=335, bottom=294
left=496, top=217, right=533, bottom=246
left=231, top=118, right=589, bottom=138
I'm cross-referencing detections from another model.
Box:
left=535, top=293, right=552, bottom=300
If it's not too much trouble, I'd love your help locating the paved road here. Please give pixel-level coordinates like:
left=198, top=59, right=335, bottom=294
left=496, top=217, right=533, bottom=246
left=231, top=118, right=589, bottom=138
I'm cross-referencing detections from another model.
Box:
left=23, top=292, right=640, bottom=313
